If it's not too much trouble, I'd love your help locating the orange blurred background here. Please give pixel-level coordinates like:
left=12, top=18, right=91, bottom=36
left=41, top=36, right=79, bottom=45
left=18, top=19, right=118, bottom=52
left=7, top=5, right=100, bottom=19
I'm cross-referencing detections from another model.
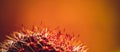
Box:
left=0, top=0, right=119, bottom=52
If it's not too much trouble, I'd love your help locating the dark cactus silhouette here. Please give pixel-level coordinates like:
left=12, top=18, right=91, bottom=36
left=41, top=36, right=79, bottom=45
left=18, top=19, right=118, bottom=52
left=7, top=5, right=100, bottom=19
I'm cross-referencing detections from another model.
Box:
left=0, top=27, right=88, bottom=52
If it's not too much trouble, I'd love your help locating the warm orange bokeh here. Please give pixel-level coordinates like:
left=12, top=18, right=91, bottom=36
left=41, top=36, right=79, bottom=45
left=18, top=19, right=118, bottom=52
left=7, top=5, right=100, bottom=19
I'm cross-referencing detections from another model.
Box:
left=0, top=0, right=118, bottom=52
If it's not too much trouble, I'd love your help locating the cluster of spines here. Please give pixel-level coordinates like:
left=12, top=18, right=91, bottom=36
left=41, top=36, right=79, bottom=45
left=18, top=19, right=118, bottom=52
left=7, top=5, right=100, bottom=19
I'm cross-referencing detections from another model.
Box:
left=0, top=27, right=88, bottom=52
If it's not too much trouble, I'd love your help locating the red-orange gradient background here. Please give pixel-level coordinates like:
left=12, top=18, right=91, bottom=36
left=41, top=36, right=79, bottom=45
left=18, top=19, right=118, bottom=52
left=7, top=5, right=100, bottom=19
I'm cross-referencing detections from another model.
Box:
left=0, top=0, right=119, bottom=52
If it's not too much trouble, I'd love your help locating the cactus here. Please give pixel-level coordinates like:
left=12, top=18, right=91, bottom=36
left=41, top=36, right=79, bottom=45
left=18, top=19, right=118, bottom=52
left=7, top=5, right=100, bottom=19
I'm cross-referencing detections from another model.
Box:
left=0, top=27, right=88, bottom=52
